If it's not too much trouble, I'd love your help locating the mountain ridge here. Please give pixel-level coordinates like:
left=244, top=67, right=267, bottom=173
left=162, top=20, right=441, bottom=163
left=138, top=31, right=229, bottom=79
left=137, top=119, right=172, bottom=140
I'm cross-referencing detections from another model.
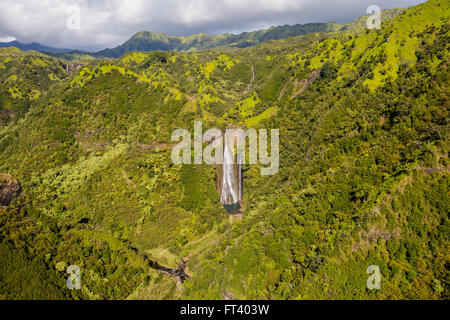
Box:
left=0, top=8, right=405, bottom=60
left=0, top=40, right=72, bottom=54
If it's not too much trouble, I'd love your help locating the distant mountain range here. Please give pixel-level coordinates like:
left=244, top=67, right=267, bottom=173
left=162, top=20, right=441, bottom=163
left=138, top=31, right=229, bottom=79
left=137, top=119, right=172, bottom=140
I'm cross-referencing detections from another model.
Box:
left=0, top=40, right=72, bottom=54
left=0, top=8, right=405, bottom=60
left=96, top=8, right=405, bottom=58
left=95, top=23, right=340, bottom=58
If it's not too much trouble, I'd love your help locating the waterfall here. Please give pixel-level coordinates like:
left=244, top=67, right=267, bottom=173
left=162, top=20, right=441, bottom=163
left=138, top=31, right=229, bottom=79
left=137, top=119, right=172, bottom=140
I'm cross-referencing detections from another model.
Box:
left=219, top=141, right=241, bottom=214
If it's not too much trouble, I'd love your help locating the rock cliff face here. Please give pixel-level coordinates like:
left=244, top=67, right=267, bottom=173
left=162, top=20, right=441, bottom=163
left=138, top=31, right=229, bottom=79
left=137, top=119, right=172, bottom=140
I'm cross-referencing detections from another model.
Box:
left=0, top=174, right=22, bottom=207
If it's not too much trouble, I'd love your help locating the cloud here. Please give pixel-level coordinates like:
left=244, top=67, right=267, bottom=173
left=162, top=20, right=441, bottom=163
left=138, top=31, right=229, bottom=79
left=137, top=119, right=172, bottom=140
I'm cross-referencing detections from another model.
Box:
left=0, top=0, right=426, bottom=51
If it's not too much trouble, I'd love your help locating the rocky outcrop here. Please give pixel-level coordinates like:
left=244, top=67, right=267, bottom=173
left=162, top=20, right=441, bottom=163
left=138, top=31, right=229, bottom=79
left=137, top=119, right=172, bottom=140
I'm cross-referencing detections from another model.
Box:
left=0, top=173, right=22, bottom=207
left=290, top=68, right=322, bottom=99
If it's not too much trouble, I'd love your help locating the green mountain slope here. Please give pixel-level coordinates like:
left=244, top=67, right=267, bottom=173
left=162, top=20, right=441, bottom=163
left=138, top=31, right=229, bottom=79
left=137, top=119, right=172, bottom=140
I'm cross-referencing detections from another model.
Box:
left=0, top=47, right=66, bottom=126
left=0, top=0, right=448, bottom=300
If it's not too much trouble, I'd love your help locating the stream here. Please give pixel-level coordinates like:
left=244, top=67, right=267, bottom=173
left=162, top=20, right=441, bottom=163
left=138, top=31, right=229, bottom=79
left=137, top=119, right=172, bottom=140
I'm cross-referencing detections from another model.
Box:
left=154, top=259, right=188, bottom=283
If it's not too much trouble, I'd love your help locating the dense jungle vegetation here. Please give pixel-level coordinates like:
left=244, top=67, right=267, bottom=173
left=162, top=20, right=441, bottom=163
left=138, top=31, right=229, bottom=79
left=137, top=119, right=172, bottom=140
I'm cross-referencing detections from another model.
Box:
left=0, top=0, right=448, bottom=300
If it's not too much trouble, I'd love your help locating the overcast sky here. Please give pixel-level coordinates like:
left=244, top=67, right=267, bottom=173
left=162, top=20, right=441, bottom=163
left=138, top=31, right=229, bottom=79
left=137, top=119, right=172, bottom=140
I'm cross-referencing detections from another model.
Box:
left=0, top=0, right=426, bottom=52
